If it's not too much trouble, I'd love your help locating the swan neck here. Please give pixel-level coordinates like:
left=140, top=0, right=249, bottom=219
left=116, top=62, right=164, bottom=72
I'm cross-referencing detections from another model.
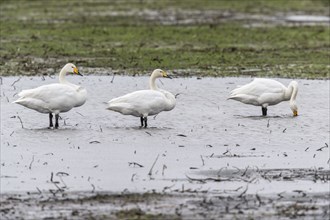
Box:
left=149, top=74, right=159, bottom=90
left=59, top=67, right=69, bottom=84
left=289, top=83, right=298, bottom=102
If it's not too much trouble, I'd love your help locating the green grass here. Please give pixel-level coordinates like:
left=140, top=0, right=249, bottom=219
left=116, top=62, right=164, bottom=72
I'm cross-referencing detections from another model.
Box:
left=0, top=0, right=329, bottom=78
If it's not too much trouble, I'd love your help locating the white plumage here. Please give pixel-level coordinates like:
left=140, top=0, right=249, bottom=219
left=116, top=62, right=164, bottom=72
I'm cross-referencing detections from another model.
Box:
left=13, top=63, right=87, bottom=128
left=107, top=69, right=176, bottom=127
left=228, top=78, right=298, bottom=116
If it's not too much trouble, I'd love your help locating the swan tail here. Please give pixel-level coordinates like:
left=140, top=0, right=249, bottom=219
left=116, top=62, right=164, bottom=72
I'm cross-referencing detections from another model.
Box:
left=13, top=97, right=51, bottom=113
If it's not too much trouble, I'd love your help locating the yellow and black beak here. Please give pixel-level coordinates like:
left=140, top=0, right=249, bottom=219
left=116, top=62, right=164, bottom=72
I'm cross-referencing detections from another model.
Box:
left=293, top=110, right=298, bottom=116
left=74, top=67, right=83, bottom=76
left=162, top=71, right=172, bottom=79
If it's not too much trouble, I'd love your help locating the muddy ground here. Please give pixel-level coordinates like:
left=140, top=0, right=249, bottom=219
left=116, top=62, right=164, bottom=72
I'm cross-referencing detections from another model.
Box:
left=1, top=75, right=329, bottom=219
left=1, top=0, right=329, bottom=78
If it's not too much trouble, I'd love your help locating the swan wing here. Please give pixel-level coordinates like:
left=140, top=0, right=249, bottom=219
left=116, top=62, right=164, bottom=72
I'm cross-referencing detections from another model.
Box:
left=108, top=90, right=169, bottom=117
left=14, top=84, right=80, bottom=113
left=229, top=79, right=286, bottom=105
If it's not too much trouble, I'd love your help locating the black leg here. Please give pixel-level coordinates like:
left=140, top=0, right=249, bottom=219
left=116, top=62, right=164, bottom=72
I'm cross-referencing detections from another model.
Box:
left=140, top=117, right=144, bottom=127
left=49, top=113, right=53, bottom=128
left=55, top=114, right=59, bottom=129
left=144, top=117, right=148, bottom=128
left=262, top=107, right=267, bottom=116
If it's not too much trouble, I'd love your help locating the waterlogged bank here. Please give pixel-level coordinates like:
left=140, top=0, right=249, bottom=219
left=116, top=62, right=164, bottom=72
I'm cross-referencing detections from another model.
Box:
left=1, top=75, right=329, bottom=219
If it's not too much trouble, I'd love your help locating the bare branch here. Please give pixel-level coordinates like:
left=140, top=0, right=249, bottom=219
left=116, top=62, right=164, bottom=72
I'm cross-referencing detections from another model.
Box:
left=148, top=154, right=160, bottom=177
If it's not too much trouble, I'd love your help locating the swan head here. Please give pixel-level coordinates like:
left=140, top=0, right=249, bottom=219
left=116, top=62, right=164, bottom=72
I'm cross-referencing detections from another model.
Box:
left=289, top=80, right=298, bottom=116
left=63, top=63, right=83, bottom=76
left=152, top=69, right=171, bottom=79
left=290, top=101, right=298, bottom=116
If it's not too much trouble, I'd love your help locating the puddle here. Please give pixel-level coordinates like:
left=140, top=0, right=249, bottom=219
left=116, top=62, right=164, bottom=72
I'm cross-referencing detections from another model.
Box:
left=12, top=7, right=330, bottom=26
left=285, top=15, right=330, bottom=22
left=1, top=75, right=329, bottom=218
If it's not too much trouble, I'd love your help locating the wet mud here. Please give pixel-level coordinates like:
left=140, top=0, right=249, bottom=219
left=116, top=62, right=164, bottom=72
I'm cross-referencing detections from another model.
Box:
left=1, top=75, right=329, bottom=219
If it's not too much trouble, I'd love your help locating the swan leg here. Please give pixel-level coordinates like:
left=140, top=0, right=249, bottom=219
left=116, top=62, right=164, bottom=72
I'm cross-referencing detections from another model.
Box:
left=55, top=114, right=59, bottom=129
left=140, top=117, right=148, bottom=128
left=262, top=107, right=267, bottom=116
left=144, top=117, right=148, bottom=128
left=49, top=113, right=53, bottom=128
left=140, top=117, right=144, bottom=127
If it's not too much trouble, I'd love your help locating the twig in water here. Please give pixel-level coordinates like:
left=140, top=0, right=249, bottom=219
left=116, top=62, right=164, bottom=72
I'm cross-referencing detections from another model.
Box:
left=305, top=147, right=310, bottom=152
left=10, top=131, right=14, bottom=136
left=148, top=154, right=160, bottom=177
left=175, top=93, right=181, bottom=98
left=17, top=115, right=24, bottom=128
left=241, top=166, right=249, bottom=177
left=110, top=74, right=115, bottom=83
left=56, top=172, right=69, bottom=176
left=282, top=128, right=287, bottom=133
left=233, top=186, right=243, bottom=191
left=87, top=176, right=95, bottom=193
left=76, top=111, right=85, bottom=117
left=29, top=155, right=35, bottom=170
left=256, top=193, right=262, bottom=206
left=128, top=162, right=144, bottom=168
left=56, top=172, right=69, bottom=188
left=316, top=143, right=329, bottom=151
left=238, top=185, right=248, bottom=198
left=50, top=172, right=59, bottom=184
left=277, top=192, right=285, bottom=200
left=185, top=174, right=226, bottom=182
left=162, top=165, right=167, bottom=176
left=177, top=134, right=187, bottom=137
left=162, top=184, right=175, bottom=192
left=131, top=174, right=136, bottom=182
left=91, top=183, right=95, bottom=193
left=11, top=77, right=22, bottom=87
left=200, top=155, right=205, bottom=166
left=36, top=187, right=42, bottom=194
left=316, top=146, right=327, bottom=151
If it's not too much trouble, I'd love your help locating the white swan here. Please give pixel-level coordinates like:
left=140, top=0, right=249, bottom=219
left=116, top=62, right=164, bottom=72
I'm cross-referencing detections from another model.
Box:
left=107, top=69, right=176, bottom=127
left=228, top=78, right=298, bottom=116
left=13, top=63, right=87, bottom=128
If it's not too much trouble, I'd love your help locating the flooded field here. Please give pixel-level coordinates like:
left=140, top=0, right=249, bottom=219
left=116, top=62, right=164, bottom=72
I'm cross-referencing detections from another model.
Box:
left=1, top=75, right=329, bottom=219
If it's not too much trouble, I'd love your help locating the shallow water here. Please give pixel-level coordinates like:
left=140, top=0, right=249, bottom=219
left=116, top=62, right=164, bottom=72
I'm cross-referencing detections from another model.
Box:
left=1, top=76, right=329, bottom=196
